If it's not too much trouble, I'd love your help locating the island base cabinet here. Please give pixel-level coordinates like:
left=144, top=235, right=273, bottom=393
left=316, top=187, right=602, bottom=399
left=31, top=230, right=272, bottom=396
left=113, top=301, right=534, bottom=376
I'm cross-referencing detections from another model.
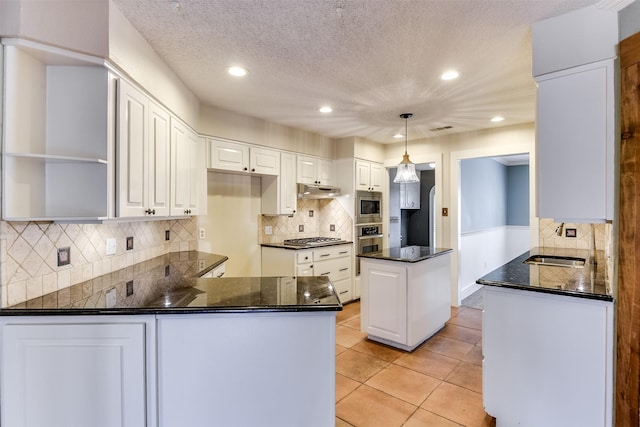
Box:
left=361, top=253, right=451, bottom=351
left=483, top=287, right=613, bottom=427
left=157, top=312, right=336, bottom=427
left=1, top=317, right=153, bottom=427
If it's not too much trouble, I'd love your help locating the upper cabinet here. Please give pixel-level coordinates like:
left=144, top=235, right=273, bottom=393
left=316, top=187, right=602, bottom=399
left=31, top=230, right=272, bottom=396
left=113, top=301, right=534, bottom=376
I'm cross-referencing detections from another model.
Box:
left=400, top=182, right=421, bottom=210
left=2, top=40, right=115, bottom=221
left=532, top=6, right=617, bottom=223
left=170, top=118, right=203, bottom=216
left=355, top=160, right=384, bottom=192
left=209, top=139, right=280, bottom=176
left=297, top=155, right=334, bottom=186
left=262, top=152, right=297, bottom=216
left=117, top=80, right=172, bottom=218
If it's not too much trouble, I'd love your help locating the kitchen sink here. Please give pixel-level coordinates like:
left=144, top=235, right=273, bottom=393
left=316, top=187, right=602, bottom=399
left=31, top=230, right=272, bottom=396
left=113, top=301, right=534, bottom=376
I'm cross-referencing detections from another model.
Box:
left=524, top=255, right=586, bottom=268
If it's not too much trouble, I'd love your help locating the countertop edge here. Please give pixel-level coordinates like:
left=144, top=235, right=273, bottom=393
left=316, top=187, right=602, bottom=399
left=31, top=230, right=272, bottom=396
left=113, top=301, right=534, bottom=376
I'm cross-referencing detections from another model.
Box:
left=358, top=247, right=453, bottom=263
left=477, top=279, right=614, bottom=302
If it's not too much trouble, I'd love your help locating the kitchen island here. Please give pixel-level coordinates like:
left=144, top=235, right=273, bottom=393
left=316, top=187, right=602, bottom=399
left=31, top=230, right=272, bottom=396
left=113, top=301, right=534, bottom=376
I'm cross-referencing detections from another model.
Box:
left=358, top=246, right=452, bottom=351
left=477, top=247, right=613, bottom=427
left=0, top=251, right=342, bottom=427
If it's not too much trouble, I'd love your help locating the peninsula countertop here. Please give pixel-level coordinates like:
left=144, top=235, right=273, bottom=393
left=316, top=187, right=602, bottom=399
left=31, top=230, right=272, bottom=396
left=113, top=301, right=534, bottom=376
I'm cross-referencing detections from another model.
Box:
left=357, top=246, right=453, bottom=263
left=476, top=247, right=612, bottom=301
left=1, top=251, right=342, bottom=315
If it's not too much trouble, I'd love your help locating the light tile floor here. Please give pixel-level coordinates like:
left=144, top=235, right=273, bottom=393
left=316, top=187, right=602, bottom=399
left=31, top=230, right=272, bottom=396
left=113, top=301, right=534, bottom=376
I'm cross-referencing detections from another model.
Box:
left=335, top=301, right=496, bottom=427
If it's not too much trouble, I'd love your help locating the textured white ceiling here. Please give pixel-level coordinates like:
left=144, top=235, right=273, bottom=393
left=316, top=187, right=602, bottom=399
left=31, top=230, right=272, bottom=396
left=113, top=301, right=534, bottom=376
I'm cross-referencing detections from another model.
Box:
left=112, top=0, right=617, bottom=143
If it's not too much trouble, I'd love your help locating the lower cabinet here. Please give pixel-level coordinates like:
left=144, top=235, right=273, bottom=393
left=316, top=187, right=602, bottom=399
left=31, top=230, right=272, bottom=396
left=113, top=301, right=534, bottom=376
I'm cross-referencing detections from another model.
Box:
left=483, top=286, right=613, bottom=427
left=261, top=244, right=354, bottom=302
left=156, top=313, right=336, bottom=427
left=0, top=311, right=337, bottom=427
left=360, top=253, right=451, bottom=351
left=1, top=316, right=155, bottom=427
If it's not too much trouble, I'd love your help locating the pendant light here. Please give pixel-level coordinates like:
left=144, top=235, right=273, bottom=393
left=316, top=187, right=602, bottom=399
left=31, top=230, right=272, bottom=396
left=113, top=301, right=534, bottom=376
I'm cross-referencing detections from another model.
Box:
left=393, top=113, right=420, bottom=183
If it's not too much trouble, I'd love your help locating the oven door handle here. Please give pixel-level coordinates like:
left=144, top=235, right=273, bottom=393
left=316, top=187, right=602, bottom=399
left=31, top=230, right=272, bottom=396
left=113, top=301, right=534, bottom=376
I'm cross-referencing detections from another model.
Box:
left=358, top=234, right=384, bottom=239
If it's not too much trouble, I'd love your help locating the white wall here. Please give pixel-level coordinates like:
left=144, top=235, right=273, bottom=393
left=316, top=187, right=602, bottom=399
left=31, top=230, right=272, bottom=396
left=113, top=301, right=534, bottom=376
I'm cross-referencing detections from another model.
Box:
left=459, top=226, right=531, bottom=300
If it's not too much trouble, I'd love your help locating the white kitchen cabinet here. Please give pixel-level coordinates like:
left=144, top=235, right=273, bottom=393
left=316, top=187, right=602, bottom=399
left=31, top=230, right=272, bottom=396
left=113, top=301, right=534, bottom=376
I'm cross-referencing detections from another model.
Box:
left=208, top=138, right=280, bottom=176
left=360, top=252, right=451, bottom=351
left=156, top=312, right=336, bottom=427
left=355, top=160, right=384, bottom=192
left=170, top=117, right=202, bottom=216
left=117, top=81, right=172, bottom=218
left=261, top=152, right=297, bottom=215
left=400, top=182, right=421, bottom=209
left=535, top=59, right=615, bottom=222
left=297, top=155, right=334, bottom=186
left=2, top=40, right=115, bottom=221
left=1, top=316, right=154, bottom=427
left=261, top=244, right=353, bottom=302
left=483, top=286, right=613, bottom=427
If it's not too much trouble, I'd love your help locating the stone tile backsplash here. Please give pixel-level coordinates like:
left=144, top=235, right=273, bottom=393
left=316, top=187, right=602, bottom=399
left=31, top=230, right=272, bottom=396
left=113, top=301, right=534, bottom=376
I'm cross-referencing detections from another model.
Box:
left=538, top=218, right=609, bottom=252
left=0, top=218, right=198, bottom=307
left=259, top=198, right=353, bottom=243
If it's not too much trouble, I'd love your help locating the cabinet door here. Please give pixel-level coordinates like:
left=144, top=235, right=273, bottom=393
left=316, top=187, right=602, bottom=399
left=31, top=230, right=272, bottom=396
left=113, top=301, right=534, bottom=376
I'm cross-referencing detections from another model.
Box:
left=280, top=152, right=297, bottom=214
left=187, top=130, right=201, bottom=215
left=117, top=80, right=148, bottom=217
left=317, top=158, right=334, bottom=186
left=536, top=60, right=613, bottom=221
left=209, top=139, right=249, bottom=172
left=250, top=147, right=280, bottom=175
left=355, top=160, right=372, bottom=191
left=2, top=322, right=146, bottom=427
left=170, top=118, right=191, bottom=216
left=148, top=100, right=171, bottom=216
left=362, top=260, right=407, bottom=344
left=370, top=163, right=384, bottom=191
left=297, top=156, right=318, bottom=184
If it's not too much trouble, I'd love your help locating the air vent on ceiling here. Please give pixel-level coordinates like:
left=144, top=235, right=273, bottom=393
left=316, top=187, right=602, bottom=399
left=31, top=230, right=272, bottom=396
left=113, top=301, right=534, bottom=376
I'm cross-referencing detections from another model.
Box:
left=429, top=125, right=453, bottom=132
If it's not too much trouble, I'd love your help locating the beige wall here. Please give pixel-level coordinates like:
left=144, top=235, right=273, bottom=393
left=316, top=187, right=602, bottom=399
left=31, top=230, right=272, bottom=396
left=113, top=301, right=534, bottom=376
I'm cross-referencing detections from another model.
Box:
left=198, top=104, right=335, bottom=158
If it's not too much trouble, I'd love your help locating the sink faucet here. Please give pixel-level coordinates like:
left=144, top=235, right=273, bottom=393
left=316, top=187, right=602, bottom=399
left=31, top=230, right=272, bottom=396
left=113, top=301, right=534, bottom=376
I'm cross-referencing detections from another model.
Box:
left=555, top=223, right=564, bottom=236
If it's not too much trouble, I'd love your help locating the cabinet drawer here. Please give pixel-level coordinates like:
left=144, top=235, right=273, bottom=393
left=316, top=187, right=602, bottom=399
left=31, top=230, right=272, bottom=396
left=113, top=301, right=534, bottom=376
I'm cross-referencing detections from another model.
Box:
left=313, top=245, right=351, bottom=261
left=296, top=251, right=313, bottom=264
left=314, top=257, right=351, bottom=281
left=333, top=278, right=353, bottom=302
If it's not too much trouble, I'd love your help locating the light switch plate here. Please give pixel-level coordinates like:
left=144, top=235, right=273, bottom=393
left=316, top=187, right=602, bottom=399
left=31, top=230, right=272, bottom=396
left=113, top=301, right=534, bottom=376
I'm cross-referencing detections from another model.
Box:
left=106, top=288, right=117, bottom=308
left=106, top=238, right=116, bottom=255
left=265, top=226, right=273, bottom=235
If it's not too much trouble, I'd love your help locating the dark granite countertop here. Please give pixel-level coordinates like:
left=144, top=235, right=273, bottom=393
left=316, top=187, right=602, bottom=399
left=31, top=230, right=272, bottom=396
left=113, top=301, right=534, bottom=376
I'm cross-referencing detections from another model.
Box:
left=1, top=251, right=342, bottom=315
left=261, top=241, right=353, bottom=250
left=476, top=247, right=613, bottom=301
left=357, top=246, right=453, bottom=263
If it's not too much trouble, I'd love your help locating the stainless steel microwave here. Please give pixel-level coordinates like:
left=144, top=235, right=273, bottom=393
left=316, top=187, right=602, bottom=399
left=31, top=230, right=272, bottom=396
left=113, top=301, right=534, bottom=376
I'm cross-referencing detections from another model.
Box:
left=356, top=191, right=382, bottom=223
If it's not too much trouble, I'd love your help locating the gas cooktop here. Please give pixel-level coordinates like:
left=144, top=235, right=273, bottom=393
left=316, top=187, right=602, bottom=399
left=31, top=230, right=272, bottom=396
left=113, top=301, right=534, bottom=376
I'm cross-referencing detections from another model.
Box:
left=283, top=237, right=347, bottom=247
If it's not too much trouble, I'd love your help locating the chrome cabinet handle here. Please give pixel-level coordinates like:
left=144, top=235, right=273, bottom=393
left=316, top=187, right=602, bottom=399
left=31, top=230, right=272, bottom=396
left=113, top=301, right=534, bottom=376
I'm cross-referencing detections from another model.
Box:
left=320, top=254, right=330, bottom=257
left=339, top=268, right=349, bottom=272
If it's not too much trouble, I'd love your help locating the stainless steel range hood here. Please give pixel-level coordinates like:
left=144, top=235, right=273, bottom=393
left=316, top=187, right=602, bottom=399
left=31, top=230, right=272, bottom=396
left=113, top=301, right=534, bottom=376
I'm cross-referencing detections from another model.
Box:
left=297, top=183, right=342, bottom=199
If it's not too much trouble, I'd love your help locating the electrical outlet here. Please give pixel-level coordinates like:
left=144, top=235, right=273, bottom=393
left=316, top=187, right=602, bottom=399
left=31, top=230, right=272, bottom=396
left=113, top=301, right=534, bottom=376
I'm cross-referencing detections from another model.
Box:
left=165, top=230, right=170, bottom=241
left=299, top=225, right=304, bottom=232
left=126, top=236, right=134, bottom=250
left=265, top=225, right=273, bottom=235
left=126, top=280, right=134, bottom=297
left=57, top=247, right=70, bottom=266
left=199, top=228, right=206, bottom=239
left=565, top=228, right=577, bottom=238
left=106, top=238, right=116, bottom=255
left=309, top=210, right=314, bottom=217
left=330, top=224, right=336, bottom=231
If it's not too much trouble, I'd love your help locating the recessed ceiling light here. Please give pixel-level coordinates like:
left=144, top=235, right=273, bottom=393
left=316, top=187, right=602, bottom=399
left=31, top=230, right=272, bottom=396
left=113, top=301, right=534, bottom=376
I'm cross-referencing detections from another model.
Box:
left=393, top=133, right=404, bottom=139
left=441, top=70, right=459, bottom=81
left=228, top=66, right=248, bottom=77
left=319, top=106, right=333, bottom=113
left=490, top=116, right=505, bottom=122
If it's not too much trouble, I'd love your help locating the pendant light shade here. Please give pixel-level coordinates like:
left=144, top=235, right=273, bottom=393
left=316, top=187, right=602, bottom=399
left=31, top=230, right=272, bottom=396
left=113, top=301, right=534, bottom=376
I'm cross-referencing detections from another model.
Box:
left=393, top=113, right=420, bottom=183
